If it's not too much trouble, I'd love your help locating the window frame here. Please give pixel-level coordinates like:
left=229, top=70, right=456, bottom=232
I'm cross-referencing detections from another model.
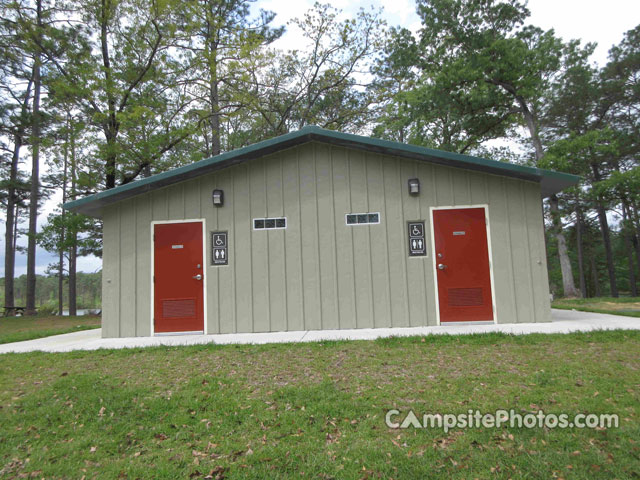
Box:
left=345, top=212, right=381, bottom=226
left=253, top=217, right=287, bottom=231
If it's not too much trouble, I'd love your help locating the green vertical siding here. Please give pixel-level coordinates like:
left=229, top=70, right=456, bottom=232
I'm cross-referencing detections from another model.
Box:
left=332, top=147, right=356, bottom=329
left=299, top=147, right=322, bottom=331
left=401, top=160, right=428, bottom=327
left=417, top=163, right=438, bottom=326
left=100, top=142, right=551, bottom=337
left=119, top=205, right=137, bottom=337
left=281, top=150, right=304, bottom=332
left=368, top=154, right=392, bottom=328
left=135, top=196, right=152, bottom=336
left=525, top=182, right=553, bottom=323
left=213, top=169, right=233, bottom=334
left=101, top=206, right=120, bottom=337
left=349, top=149, right=373, bottom=329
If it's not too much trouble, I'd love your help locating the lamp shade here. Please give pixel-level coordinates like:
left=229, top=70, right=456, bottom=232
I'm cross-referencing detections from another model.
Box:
left=408, top=178, right=420, bottom=196
left=212, top=189, right=224, bottom=206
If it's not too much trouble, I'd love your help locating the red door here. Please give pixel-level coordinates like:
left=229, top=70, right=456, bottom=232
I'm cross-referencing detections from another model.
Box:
left=154, top=222, right=204, bottom=333
left=433, top=208, right=493, bottom=323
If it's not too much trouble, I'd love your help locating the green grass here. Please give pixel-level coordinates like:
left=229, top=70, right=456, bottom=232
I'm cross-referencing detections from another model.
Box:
left=553, top=305, right=640, bottom=318
left=0, top=315, right=100, bottom=344
left=1, top=330, right=639, bottom=478
left=552, top=296, right=640, bottom=318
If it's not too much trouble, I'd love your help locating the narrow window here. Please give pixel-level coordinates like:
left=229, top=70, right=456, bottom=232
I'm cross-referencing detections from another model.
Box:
left=345, top=212, right=381, bottom=226
left=253, top=217, right=287, bottom=230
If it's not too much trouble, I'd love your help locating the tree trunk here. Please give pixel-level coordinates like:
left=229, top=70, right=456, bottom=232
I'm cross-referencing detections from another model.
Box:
left=633, top=231, right=640, bottom=272
left=549, top=195, right=579, bottom=297
left=69, top=124, right=78, bottom=316
left=105, top=137, right=117, bottom=189
left=205, top=12, right=221, bottom=157
left=5, top=140, right=22, bottom=312
left=632, top=205, right=640, bottom=252
left=58, top=115, right=69, bottom=316
left=5, top=74, right=34, bottom=312
left=632, top=234, right=640, bottom=291
left=623, top=225, right=638, bottom=297
left=516, top=95, right=577, bottom=297
left=590, top=163, right=618, bottom=297
left=622, top=205, right=638, bottom=296
left=209, top=79, right=221, bottom=156
left=594, top=202, right=618, bottom=297
left=57, top=253, right=64, bottom=315
left=630, top=205, right=640, bottom=281
left=518, top=100, right=545, bottom=161
left=26, top=3, right=42, bottom=315
left=575, top=205, right=587, bottom=298
left=590, top=255, right=601, bottom=297
left=100, top=0, right=119, bottom=189
left=13, top=203, right=20, bottom=252
left=69, top=248, right=77, bottom=315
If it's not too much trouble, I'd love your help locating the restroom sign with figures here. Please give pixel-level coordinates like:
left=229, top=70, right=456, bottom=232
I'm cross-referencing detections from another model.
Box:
left=212, top=231, right=228, bottom=266
left=408, top=221, right=426, bottom=257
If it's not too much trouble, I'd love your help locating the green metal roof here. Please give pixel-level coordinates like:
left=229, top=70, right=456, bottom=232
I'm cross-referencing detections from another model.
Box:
left=64, top=125, right=579, bottom=217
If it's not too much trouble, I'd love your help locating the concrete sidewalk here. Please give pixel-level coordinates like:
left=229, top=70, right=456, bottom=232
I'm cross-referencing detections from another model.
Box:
left=1, top=309, right=638, bottom=354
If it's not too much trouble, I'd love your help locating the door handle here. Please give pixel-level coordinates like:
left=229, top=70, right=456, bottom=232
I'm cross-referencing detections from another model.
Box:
left=437, top=264, right=447, bottom=270
left=193, top=274, right=203, bottom=280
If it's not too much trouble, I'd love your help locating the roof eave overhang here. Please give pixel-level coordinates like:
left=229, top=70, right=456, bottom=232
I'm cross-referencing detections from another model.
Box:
left=64, top=127, right=579, bottom=218
left=65, top=131, right=317, bottom=217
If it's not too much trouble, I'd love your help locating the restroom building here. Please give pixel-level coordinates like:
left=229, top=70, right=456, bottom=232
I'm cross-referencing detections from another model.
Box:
left=65, top=126, right=578, bottom=337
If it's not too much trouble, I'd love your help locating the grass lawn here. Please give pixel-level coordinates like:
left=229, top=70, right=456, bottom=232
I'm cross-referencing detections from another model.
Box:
left=0, top=315, right=100, bottom=345
left=1, top=331, right=639, bottom=479
left=552, top=296, right=640, bottom=318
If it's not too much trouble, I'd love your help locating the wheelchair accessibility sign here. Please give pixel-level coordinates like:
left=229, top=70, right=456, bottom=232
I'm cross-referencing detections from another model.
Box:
left=408, top=221, right=426, bottom=257
left=212, top=232, right=228, bottom=265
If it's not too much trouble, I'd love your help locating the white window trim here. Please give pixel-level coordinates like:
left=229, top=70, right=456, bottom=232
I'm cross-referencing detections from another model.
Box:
left=253, top=217, right=287, bottom=230
left=345, top=212, right=381, bottom=226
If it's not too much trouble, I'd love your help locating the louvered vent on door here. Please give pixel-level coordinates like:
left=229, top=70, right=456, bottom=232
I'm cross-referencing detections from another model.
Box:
left=448, top=288, right=483, bottom=307
left=163, top=299, right=196, bottom=318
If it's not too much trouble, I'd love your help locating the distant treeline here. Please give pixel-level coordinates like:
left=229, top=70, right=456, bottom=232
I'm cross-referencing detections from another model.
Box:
left=1, top=0, right=639, bottom=305
left=0, top=272, right=101, bottom=310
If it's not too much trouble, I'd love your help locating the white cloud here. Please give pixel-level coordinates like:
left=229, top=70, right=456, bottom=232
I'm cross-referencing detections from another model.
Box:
left=526, top=0, right=640, bottom=66
left=381, top=0, right=416, bottom=24
left=257, top=0, right=639, bottom=65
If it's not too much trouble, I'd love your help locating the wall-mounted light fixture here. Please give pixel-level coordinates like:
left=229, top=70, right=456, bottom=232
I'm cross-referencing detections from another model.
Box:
left=408, top=178, right=420, bottom=196
left=212, top=189, right=224, bottom=207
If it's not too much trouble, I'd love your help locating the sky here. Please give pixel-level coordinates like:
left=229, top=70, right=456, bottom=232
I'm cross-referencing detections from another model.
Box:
left=1, top=0, right=639, bottom=278
left=258, top=0, right=640, bottom=66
